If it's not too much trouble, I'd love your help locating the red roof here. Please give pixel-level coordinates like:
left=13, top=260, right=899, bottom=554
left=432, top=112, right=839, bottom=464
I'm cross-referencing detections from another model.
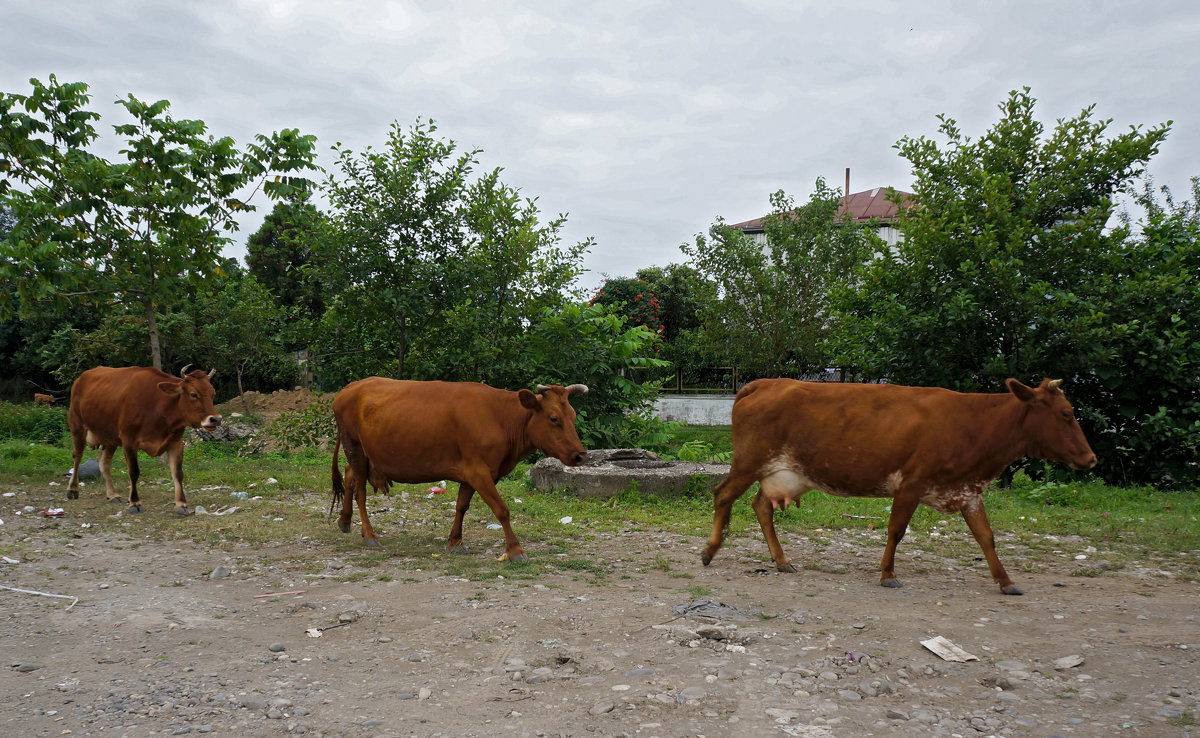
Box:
left=729, top=187, right=912, bottom=232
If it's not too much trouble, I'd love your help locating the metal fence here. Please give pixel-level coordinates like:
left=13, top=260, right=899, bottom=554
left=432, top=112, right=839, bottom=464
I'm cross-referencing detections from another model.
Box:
left=653, top=366, right=855, bottom=394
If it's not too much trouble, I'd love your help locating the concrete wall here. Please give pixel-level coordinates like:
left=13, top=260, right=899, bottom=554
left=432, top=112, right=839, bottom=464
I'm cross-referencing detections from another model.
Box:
left=653, top=394, right=734, bottom=426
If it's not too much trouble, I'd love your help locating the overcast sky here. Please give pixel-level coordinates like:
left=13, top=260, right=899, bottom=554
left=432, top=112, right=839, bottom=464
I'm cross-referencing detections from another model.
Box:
left=4, top=1, right=1199, bottom=293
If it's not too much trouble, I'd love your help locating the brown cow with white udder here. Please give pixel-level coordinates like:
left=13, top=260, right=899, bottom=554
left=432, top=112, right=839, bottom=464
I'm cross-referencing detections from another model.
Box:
left=332, top=378, right=588, bottom=560
left=67, top=365, right=222, bottom=515
left=702, top=378, right=1097, bottom=595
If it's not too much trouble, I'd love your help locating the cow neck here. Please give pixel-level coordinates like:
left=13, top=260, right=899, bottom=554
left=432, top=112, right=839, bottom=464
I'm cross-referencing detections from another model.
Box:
left=506, top=395, right=538, bottom=464
left=960, top=391, right=1033, bottom=473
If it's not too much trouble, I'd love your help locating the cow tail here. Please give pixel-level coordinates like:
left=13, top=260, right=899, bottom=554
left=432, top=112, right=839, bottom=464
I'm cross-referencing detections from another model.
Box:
left=330, top=434, right=344, bottom=516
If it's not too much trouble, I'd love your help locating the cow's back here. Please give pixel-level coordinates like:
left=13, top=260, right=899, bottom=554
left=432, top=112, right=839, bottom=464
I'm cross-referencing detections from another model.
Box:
left=335, top=378, right=519, bottom=483
left=70, top=366, right=171, bottom=443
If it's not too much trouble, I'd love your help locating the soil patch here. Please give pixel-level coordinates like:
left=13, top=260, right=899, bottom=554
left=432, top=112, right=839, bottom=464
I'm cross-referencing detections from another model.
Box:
left=218, top=388, right=324, bottom=421
left=2, top=484, right=1198, bottom=737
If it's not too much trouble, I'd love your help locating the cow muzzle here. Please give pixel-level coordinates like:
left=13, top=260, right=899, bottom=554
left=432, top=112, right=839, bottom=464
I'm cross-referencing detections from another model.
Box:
left=567, top=450, right=587, bottom=466
left=202, top=415, right=222, bottom=430
left=1070, top=452, right=1098, bottom=471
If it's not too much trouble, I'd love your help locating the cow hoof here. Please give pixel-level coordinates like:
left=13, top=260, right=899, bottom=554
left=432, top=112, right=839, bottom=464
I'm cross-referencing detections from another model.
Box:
left=448, top=544, right=469, bottom=555
left=700, top=552, right=713, bottom=566
left=776, top=563, right=797, bottom=573
left=337, top=519, right=351, bottom=534
left=173, top=507, right=191, bottom=517
left=126, top=504, right=143, bottom=514
left=107, top=497, right=124, bottom=504
left=67, top=490, right=79, bottom=500
left=507, top=552, right=528, bottom=564
left=880, top=578, right=903, bottom=588
left=1001, top=584, right=1024, bottom=596
left=363, top=537, right=382, bottom=548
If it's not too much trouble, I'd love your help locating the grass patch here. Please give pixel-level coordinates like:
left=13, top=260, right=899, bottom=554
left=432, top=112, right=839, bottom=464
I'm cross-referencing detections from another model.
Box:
left=2, top=434, right=1198, bottom=584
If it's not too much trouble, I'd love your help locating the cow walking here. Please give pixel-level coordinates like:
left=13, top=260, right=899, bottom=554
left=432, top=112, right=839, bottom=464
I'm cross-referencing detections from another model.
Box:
left=332, top=379, right=588, bottom=559
left=702, top=378, right=1097, bottom=594
left=67, top=365, right=222, bottom=515
left=33, top=393, right=56, bottom=405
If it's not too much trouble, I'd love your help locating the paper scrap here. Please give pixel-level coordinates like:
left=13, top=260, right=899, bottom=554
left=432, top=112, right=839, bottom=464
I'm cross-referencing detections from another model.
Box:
left=920, top=635, right=979, bottom=662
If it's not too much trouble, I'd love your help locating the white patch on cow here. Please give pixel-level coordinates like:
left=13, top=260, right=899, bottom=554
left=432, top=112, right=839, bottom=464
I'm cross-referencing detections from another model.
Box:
left=920, top=483, right=985, bottom=514
left=881, top=470, right=904, bottom=496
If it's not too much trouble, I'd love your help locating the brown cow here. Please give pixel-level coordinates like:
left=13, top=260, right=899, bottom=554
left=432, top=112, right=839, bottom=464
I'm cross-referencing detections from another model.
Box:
left=33, top=393, right=56, bottom=405
left=332, top=378, right=588, bottom=559
left=67, top=365, right=222, bottom=515
left=702, top=378, right=1097, bottom=595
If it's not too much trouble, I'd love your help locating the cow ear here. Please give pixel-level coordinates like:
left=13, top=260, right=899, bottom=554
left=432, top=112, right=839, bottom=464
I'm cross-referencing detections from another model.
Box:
left=1005, top=378, right=1036, bottom=402
left=517, top=389, right=541, bottom=410
left=158, top=381, right=183, bottom=397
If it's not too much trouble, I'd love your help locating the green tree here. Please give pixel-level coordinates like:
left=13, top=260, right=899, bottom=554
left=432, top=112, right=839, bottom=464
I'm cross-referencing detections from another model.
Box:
left=426, top=168, right=589, bottom=387
left=194, top=274, right=296, bottom=409
left=522, top=302, right=673, bottom=449
left=0, top=75, right=317, bottom=369
left=684, top=177, right=880, bottom=376
left=311, top=119, right=589, bottom=386
left=311, top=119, right=476, bottom=381
left=245, top=196, right=326, bottom=321
left=630, top=264, right=720, bottom=387
left=1075, top=179, right=1199, bottom=487
left=834, top=88, right=1169, bottom=392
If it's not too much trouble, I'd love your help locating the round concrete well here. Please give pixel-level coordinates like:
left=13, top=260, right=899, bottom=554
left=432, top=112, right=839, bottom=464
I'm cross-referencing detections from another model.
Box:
left=529, top=448, right=730, bottom=498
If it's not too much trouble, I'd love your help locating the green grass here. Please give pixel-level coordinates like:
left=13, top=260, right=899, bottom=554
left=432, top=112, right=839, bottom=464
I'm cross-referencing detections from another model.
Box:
left=2, top=434, right=1198, bottom=583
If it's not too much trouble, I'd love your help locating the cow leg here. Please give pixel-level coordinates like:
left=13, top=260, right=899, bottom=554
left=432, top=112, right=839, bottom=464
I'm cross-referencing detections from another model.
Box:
left=124, top=446, right=143, bottom=513
left=166, top=441, right=190, bottom=516
left=337, top=465, right=356, bottom=534
left=961, top=497, right=1022, bottom=595
left=466, top=473, right=524, bottom=563
left=701, top=469, right=757, bottom=567
left=98, top=446, right=121, bottom=501
left=66, top=424, right=86, bottom=499
left=879, top=494, right=920, bottom=588
left=447, top=483, right=474, bottom=554
left=355, top=475, right=380, bottom=547
left=751, top=489, right=796, bottom=573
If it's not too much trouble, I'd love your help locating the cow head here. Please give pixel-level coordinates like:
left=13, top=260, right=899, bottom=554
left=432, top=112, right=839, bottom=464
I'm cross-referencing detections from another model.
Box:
left=1006, top=378, right=1097, bottom=470
left=157, top=366, right=222, bottom=431
left=519, top=384, right=589, bottom=466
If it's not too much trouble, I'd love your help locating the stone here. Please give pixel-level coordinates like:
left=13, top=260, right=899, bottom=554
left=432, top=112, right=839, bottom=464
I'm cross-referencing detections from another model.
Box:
left=209, top=566, right=229, bottom=580
left=529, top=448, right=730, bottom=498
left=268, top=643, right=286, bottom=653
left=590, top=701, right=615, bottom=715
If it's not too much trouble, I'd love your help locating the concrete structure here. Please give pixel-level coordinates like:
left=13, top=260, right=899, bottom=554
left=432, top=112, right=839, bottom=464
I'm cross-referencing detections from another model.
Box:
left=653, top=394, right=734, bottom=426
left=530, top=448, right=729, bottom=498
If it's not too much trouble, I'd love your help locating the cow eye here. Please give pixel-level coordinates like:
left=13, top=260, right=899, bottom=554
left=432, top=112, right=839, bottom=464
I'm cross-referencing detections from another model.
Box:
left=190, top=392, right=199, bottom=400
left=549, top=415, right=560, bottom=424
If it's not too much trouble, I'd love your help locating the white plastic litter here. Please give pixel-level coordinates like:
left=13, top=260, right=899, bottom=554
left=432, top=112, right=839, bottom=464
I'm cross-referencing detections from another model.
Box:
left=486, top=523, right=502, bottom=530
left=558, top=516, right=573, bottom=524
left=920, top=635, right=979, bottom=662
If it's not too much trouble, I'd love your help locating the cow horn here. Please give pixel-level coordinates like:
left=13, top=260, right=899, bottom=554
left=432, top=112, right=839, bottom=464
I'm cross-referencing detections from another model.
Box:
left=179, top=364, right=192, bottom=378
left=535, top=384, right=551, bottom=394
left=566, top=384, right=589, bottom=396
left=208, top=367, right=217, bottom=379
left=1047, top=378, right=1062, bottom=391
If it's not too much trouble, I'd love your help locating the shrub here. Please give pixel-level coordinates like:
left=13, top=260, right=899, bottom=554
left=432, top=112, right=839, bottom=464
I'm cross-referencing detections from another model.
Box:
left=0, top=402, right=69, bottom=445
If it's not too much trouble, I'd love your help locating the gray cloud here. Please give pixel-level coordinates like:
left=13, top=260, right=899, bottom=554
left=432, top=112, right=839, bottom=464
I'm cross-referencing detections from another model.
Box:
left=4, top=1, right=1197, bottom=292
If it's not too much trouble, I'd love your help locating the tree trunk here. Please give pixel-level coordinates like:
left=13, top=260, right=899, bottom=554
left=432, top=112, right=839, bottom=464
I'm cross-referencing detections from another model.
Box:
left=237, top=363, right=250, bottom=416
left=145, top=300, right=162, bottom=370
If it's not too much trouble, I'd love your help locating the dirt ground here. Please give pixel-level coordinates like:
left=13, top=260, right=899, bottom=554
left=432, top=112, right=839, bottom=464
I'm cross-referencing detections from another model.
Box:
left=2, top=482, right=1199, bottom=738
left=218, top=388, right=324, bottom=421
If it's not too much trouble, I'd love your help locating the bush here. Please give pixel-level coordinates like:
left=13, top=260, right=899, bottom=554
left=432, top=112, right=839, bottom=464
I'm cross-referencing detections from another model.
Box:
left=264, top=395, right=335, bottom=451
left=0, top=401, right=69, bottom=445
